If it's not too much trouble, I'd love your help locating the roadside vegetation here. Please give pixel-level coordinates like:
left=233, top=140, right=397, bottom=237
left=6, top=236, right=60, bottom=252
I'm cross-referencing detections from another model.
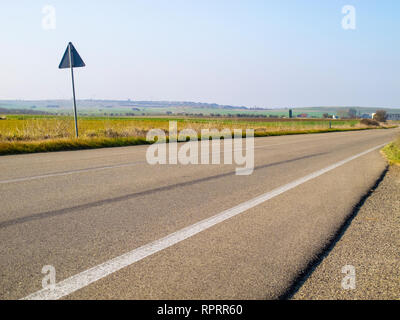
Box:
left=0, top=115, right=396, bottom=155
left=383, top=136, right=400, bottom=165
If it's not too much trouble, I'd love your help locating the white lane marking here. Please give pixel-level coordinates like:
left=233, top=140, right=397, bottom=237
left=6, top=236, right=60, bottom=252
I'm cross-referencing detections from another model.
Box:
left=21, top=143, right=388, bottom=300
left=0, top=138, right=326, bottom=185
left=0, top=161, right=145, bottom=184
left=2, top=129, right=390, bottom=185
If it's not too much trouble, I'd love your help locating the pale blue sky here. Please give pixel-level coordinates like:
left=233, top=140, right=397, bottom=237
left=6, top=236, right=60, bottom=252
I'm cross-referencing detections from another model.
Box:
left=0, top=0, right=399, bottom=108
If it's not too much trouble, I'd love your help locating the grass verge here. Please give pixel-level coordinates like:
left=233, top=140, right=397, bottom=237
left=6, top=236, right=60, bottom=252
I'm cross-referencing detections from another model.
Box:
left=382, top=136, right=400, bottom=165
left=0, top=126, right=392, bottom=156
left=0, top=137, right=151, bottom=156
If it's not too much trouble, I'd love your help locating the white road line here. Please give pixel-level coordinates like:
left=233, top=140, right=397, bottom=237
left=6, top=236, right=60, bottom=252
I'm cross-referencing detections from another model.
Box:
left=21, top=142, right=388, bottom=300
left=2, top=129, right=388, bottom=185
left=0, top=161, right=145, bottom=184
left=0, top=139, right=318, bottom=184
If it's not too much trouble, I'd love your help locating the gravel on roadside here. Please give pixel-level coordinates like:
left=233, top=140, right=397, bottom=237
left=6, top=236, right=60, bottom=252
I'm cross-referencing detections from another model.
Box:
left=293, top=165, right=400, bottom=300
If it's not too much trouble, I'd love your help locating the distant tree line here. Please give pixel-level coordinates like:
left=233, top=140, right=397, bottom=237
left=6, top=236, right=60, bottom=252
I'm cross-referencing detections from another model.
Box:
left=0, top=107, right=54, bottom=115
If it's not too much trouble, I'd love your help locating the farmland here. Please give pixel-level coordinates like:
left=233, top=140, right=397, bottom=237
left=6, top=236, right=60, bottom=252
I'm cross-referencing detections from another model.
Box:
left=0, top=115, right=392, bottom=155
left=2, top=100, right=400, bottom=118
left=0, top=115, right=367, bottom=141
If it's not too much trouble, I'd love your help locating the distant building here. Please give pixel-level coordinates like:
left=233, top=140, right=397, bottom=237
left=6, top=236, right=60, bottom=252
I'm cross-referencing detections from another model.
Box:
left=297, top=113, right=308, bottom=118
left=360, top=113, right=372, bottom=119
left=387, top=113, right=400, bottom=121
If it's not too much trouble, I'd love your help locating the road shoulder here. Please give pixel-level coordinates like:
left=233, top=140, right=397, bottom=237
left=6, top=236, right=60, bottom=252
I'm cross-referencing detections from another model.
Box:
left=292, top=166, right=400, bottom=300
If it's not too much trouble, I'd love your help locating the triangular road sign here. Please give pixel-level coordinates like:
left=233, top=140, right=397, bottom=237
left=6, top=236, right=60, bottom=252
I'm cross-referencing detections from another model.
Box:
left=59, top=42, right=86, bottom=69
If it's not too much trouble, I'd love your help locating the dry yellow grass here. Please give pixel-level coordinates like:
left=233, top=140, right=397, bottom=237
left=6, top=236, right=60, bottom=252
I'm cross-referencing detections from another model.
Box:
left=0, top=117, right=371, bottom=142
left=382, top=136, right=400, bottom=165
left=0, top=116, right=393, bottom=155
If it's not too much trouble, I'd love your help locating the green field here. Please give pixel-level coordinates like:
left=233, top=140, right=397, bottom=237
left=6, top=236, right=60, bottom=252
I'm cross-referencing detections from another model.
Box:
left=0, top=115, right=362, bottom=141
left=0, top=115, right=394, bottom=156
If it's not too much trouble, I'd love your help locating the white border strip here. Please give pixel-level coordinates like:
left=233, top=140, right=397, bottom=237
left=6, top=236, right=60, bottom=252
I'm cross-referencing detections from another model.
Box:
left=22, top=143, right=387, bottom=300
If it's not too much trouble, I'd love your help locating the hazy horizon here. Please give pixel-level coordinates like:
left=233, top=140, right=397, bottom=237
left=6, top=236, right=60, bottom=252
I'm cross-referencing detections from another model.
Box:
left=1, top=1, right=399, bottom=108
left=1, top=98, right=399, bottom=111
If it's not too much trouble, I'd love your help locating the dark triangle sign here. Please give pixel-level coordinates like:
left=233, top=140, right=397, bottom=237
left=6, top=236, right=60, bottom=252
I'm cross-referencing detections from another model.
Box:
left=59, top=42, right=86, bottom=69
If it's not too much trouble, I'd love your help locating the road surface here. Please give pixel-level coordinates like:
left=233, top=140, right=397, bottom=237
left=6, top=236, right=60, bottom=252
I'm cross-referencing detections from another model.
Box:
left=0, top=128, right=398, bottom=300
left=293, top=165, right=400, bottom=300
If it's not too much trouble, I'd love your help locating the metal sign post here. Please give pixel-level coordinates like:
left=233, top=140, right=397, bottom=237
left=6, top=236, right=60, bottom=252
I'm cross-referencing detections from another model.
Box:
left=68, top=44, right=79, bottom=137
left=59, top=42, right=86, bottom=138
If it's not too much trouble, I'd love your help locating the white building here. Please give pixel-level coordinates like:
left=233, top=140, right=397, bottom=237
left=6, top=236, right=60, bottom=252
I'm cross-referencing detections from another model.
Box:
left=387, top=113, right=400, bottom=121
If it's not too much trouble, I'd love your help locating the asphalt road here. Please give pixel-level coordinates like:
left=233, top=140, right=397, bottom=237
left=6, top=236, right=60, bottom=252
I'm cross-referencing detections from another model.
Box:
left=0, top=128, right=398, bottom=300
